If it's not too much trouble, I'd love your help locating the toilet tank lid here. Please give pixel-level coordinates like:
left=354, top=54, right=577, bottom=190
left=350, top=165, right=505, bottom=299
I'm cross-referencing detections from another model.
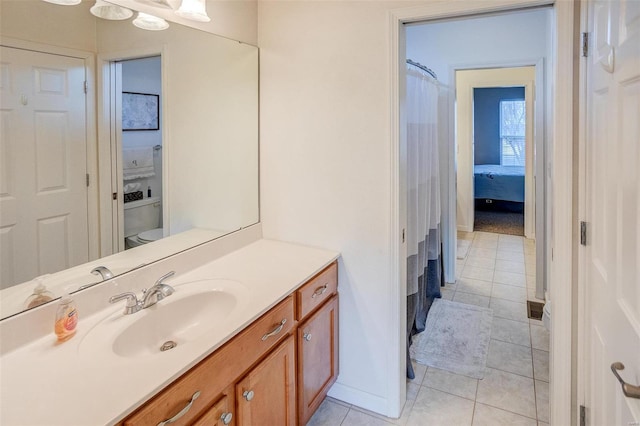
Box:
left=138, top=228, right=164, bottom=242
left=124, top=196, right=161, bottom=210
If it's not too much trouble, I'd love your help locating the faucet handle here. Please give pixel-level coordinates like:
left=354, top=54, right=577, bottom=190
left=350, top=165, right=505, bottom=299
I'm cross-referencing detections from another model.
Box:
left=109, top=292, right=141, bottom=315
left=155, top=271, right=175, bottom=286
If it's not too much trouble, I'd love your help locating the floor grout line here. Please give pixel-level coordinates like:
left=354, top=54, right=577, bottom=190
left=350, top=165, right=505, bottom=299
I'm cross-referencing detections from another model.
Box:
left=474, top=401, right=539, bottom=422
left=419, top=382, right=477, bottom=402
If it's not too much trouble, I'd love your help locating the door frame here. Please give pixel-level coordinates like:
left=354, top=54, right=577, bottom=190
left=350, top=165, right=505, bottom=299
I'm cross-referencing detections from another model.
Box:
left=455, top=65, right=539, bottom=241
left=390, top=0, right=575, bottom=423
left=452, top=59, right=547, bottom=300
left=97, top=46, right=166, bottom=255
left=0, top=37, right=99, bottom=262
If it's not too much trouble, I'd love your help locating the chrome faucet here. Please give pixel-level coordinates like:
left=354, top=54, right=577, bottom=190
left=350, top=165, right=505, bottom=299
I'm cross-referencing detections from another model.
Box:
left=141, top=271, right=176, bottom=308
left=77, top=266, right=116, bottom=291
left=109, top=271, right=176, bottom=315
left=91, top=266, right=114, bottom=280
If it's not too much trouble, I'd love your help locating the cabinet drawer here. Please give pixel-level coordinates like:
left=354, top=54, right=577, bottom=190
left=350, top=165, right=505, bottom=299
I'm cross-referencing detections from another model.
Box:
left=296, top=262, right=337, bottom=320
left=193, top=387, right=234, bottom=426
left=123, top=296, right=295, bottom=426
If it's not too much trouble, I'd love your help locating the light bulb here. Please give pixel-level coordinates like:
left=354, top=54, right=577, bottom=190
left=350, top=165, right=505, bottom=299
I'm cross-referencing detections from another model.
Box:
left=41, top=0, right=81, bottom=5
left=175, top=0, right=211, bottom=22
left=90, top=0, right=133, bottom=20
left=132, top=12, right=170, bottom=31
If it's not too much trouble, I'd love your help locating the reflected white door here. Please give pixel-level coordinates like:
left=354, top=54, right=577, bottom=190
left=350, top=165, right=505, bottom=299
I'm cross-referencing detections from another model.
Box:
left=583, top=0, right=640, bottom=422
left=0, top=47, right=88, bottom=289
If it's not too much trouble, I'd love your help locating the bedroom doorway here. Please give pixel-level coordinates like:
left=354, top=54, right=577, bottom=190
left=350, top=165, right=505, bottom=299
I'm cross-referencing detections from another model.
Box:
left=472, top=86, right=526, bottom=236
left=455, top=66, right=536, bottom=240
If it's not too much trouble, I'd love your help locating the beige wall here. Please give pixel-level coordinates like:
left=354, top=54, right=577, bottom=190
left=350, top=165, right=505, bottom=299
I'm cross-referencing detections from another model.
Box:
left=258, top=0, right=423, bottom=415
left=0, top=0, right=97, bottom=52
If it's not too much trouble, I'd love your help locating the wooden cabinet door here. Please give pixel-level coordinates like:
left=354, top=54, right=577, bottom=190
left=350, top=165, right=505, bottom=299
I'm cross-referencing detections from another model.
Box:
left=297, top=295, right=338, bottom=425
left=235, top=336, right=296, bottom=426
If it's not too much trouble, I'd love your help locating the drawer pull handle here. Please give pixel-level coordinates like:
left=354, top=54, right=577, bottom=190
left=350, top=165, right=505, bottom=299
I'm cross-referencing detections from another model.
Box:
left=311, top=284, right=328, bottom=298
left=303, top=332, right=312, bottom=342
left=157, top=391, right=200, bottom=426
left=220, top=412, right=233, bottom=425
left=261, top=319, right=286, bottom=341
left=243, top=390, right=255, bottom=401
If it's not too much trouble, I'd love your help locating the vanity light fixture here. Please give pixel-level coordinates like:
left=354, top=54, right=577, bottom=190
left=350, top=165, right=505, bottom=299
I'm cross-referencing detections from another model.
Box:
left=90, top=0, right=133, bottom=20
left=175, top=0, right=211, bottom=22
left=41, top=0, right=81, bottom=5
left=133, top=12, right=170, bottom=31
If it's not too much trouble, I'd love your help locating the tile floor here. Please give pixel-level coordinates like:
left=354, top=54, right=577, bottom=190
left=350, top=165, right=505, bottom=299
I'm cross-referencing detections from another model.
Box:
left=306, top=231, right=550, bottom=426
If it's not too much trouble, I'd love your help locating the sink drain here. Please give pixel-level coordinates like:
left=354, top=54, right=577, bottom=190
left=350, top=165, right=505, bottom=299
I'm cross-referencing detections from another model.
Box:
left=160, top=340, right=177, bottom=352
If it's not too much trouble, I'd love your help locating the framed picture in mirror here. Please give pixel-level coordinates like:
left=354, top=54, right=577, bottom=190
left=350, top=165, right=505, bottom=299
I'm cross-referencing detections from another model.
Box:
left=122, top=92, right=160, bottom=131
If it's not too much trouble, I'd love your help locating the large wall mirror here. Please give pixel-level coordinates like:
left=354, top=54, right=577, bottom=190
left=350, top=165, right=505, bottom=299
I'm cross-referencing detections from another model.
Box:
left=0, top=0, right=259, bottom=319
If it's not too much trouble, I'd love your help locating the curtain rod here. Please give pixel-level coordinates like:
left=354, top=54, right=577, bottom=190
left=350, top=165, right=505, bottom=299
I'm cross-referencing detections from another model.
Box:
left=406, top=59, right=438, bottom=80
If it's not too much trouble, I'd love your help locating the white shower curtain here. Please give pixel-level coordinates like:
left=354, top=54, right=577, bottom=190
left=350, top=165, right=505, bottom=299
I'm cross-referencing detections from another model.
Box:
left=406, top=66, right=443, bottom=379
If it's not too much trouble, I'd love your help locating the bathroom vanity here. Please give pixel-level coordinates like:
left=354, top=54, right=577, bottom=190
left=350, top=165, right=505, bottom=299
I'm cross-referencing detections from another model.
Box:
left=120, top=262, right=338, bottom=426
left=0, top=228, right=339, bottom=426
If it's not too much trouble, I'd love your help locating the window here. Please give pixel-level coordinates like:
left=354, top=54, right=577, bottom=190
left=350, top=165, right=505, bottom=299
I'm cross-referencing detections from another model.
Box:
left=500, top=99, right=526, bottom=166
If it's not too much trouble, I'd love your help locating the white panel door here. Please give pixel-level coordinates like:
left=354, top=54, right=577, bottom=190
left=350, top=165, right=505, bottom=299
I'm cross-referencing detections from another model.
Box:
left=0, top=46, right=88, bottom=289
left=583, top=0, right=640, bottom=423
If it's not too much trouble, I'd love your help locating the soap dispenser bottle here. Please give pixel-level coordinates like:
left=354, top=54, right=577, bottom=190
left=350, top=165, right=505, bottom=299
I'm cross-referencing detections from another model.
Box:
left=24, top=277, right=54, bottom=309
left=54, top=293, right=78, bottom=342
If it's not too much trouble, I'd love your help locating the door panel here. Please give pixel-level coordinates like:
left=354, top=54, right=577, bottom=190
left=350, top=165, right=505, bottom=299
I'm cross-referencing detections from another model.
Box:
left=235, top=336, right=296, bottom=426
left=0, top=46, right=88, bottom=289
left=584, top=0, right=640, bottom=422
left=35, top=111, right=69, bottom=191
left=298, top=296, right=338, bottom=425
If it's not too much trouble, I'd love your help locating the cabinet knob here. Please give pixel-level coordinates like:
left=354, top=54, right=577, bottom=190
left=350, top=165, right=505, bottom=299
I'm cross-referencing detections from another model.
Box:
left=303, top=332, right=312, bottom=342
left=220, top=412, right=233, bottom=425
left=243, top=390, right=255, bottom=401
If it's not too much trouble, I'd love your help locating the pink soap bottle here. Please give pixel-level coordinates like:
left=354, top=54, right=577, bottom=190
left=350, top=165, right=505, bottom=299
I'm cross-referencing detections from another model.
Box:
left=54, top=293, right=78, bottom=342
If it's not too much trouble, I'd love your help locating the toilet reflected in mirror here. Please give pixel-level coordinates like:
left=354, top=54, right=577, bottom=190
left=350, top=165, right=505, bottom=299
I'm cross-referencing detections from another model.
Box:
left=124, top=197, right=163, bottom=249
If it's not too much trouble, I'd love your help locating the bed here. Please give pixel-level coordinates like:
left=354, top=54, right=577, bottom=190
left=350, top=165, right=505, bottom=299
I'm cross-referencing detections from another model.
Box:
left=474, top=164, right=525, bottom=203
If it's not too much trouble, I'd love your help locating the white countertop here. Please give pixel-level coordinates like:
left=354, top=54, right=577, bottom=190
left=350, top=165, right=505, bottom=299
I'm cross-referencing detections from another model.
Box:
left=0, top=239, right=339, bottom=425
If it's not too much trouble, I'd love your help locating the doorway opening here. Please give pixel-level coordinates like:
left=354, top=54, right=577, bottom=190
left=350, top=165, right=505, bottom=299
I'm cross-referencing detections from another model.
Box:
left=402, top=6, right=551, bottom=424
left=472, top=87, right=526, bottom=236
left=456, top=66, right=537, bottom=241
left=107, top=55, right=165, bottom=253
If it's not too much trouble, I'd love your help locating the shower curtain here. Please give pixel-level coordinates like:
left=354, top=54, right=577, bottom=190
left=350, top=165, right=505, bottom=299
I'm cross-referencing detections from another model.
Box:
left=406, top=66, right=443, bottom=379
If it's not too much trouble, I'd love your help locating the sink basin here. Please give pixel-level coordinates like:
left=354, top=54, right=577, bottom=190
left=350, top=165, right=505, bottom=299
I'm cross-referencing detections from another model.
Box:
left=80, top=279, right=250, bottom=359
left=112, top=290, right=236, bottom=357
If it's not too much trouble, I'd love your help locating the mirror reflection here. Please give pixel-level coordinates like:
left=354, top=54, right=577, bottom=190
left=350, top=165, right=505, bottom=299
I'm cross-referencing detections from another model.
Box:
left=0, top=0, right=259, bottom=319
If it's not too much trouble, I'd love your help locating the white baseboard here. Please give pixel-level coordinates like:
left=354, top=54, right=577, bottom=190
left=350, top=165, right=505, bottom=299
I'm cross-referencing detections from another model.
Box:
left=327, top=382, right=394, bottom=419
left=457, top=225, right=473, bottom=233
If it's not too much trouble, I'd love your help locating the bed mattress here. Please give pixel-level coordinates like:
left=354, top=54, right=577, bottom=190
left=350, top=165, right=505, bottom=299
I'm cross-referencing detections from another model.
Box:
left=474, top=164, right=525, bottom=203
